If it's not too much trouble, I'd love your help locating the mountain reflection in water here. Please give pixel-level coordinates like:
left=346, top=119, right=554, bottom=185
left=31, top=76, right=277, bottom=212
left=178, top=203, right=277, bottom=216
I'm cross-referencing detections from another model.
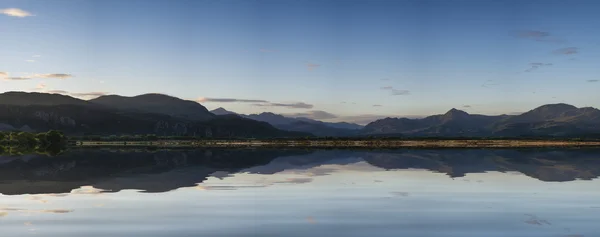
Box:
left=1, top=148, right=599, bottom=237
left=1, top=148, right=599, bottom=195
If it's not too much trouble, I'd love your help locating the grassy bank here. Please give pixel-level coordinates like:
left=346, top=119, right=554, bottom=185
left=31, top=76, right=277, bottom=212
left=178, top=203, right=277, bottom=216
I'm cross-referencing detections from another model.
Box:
left=73, top=139, right=600, bottom=148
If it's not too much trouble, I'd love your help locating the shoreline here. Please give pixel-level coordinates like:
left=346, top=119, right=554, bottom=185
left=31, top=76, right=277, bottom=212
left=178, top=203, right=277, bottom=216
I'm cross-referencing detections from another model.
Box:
left=72, top=140, right=600, bottom=148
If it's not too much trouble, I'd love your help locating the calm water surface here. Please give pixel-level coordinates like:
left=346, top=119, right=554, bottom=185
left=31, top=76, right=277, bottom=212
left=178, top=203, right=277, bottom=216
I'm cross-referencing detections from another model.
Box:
left=1, top=148, right=599, bottom=237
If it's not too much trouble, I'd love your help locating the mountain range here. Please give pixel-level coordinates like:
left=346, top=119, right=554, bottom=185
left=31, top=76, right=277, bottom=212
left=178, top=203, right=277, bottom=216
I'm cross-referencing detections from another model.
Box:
left=363, top=104, right=600, bottom=137
left=211, top=108, right=363, bottom=136
left=0, top=92, right=306, bottom=138
left=1, top=91, right=600, bottom=138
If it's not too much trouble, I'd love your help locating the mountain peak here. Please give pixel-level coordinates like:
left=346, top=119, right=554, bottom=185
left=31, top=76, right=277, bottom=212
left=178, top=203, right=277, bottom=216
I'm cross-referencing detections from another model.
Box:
left=529, top=103, right=578, bottom=115
left=211, top=107, right=237, bottom=115
left=0, top=91, right=89, bottom=106
left=444, top=108, right=469, bottom=117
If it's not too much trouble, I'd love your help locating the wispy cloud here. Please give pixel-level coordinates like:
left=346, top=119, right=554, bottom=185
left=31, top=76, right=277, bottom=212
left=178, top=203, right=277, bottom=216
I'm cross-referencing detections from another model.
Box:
left=373, top=104, right=382, bottom=107
left=255, top=102, right=314, bottom=109
left=513, top=30, right=563, bottom=43
left=259, top=48, right=278, bottom=53
left=307, top=62, right=320, bottom=71
left=525, top=62, right=553, bottom=72
left=4, top=77, right=31, bottom=81
left=26, top=60, right=35, bottom=63
left=381, top=85, right=410, bottom=95
left=43, top=90, right=105, bottom=99
left=1, top=8, right=34, bottom=18
left=463, top=105, right=472, bottom=108
left=70, top=92, right=107, bottom=98
left=275, top=177, right=313, bottom=184
left=34, top=83, right=46, bottom=90
left=196, top=97, right=269, bottom=103
left=481, top=80, right=499, bottom=88
left=391, top=89, right=410, bottom=95
left=284, top=110, right=338, bottom=120
left=553, top=47, right=578, bottom=55
left=32, top=55, right=41, bottom=58
left=47, top=90, right=69, bottom=94
left=1, top=73, right=73, bottom=80
left=381, top=78, right=390, bottom=81
left=587, top=79, right=599, bottom=83
left=34, top=73, right=73, bottom=79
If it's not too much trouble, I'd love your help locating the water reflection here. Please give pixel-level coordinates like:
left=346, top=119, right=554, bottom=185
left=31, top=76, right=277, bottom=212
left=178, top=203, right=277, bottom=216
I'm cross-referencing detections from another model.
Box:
left=1, top=148, right=599, bottom=195
left=0, top=148, right=599, bottom=237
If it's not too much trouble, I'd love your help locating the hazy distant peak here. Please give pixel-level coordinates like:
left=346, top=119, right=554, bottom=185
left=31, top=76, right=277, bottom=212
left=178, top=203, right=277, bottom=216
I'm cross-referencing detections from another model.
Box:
left=211, top=107, right=237, bottom=115
left=445, top=108, right=469, bottom=115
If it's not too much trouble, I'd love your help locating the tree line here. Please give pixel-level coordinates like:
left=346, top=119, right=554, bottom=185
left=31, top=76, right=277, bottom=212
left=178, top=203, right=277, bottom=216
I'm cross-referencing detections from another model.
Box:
left=0, top=130, right=67, bottom=156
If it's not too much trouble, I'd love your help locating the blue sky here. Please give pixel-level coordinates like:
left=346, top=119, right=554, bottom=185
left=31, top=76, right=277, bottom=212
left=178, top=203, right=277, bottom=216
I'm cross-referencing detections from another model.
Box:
left=1, top=0, right=600, bottom=124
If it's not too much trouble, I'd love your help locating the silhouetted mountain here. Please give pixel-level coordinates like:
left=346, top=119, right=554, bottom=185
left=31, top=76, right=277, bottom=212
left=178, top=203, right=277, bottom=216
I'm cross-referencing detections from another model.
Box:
left=241, top=112, right=363, bottom=136
left=0, top=91, right=93, bottom=106
left=211, top=107, right=238, bottom=116
left=90, top=94, right=214, bottom=121
left=364, top=104, right=600, bottom=137
left=295, top=117, right=364, bottom=130
left=276, top=121, right=360, bottom=137
left=0, top=92, right=308, bottom=137
left=2, top=148, right=599, bottom=195
left=0, top=148, right=311, bottom=195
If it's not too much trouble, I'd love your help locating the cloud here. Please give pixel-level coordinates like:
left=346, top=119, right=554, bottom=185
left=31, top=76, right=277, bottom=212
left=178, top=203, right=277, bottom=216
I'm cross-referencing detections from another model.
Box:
left=463, top=105, right=471, bottom=108
left=381, top=86, right=410, bottom=95
left=373, top=104, right=382, bottom=107
left=196, top=97, right=269, bottom=103
left=391, top=89, right=410, bottom=95
left=275, top=177, right=313, bottom=184
left=1, top=8, right=34, bottom=17
left=259, top=48, right=278, bottom=53
left=284, top=110, right=338, bottom=120
left=307, top=62, right=321, bottom=71
left=481, top=79, right=499, bottom=88
left=33, top=73, right=73, bottom=79
left=44, top=90, right=105, bottom=98
left=381, top=78, right=390, bottom=81
left=525, top=62, right=553, bottom=72
left=553, top=47, right=578, bottom=55
left=69, top=92, right=107, bottom=98
left=197, top=97, right=313, bottom=109
left=4, top=77, right=31, bottom=80
left=26, top=60, right=35, bottom=63
left=32, top=55, right=41, bottom=58
left=1, top=73, right=73, bottom=80
left=587, top=80, right=598, bottom=83
left=513, top=30, right=563, bottom=43
left=0, top=72, right=7, bottom=77
left=255, top=102, right=314, bottom=109
left=34, top=83, right=46, bottom=90
left=47, top=90, right=69, bottom=94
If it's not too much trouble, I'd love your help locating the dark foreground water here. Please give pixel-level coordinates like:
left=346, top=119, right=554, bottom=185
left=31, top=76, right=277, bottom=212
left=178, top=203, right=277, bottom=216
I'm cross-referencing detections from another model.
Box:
left=1, top=148, right=599, bottom=237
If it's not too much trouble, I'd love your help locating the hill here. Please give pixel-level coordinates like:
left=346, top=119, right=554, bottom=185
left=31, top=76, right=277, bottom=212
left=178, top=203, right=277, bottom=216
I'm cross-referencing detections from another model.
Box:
left=363, top=104, right=600, bottom=137
left=0, top=92, right=308, bottom=138
left=91, top=94, right=214, bottom=121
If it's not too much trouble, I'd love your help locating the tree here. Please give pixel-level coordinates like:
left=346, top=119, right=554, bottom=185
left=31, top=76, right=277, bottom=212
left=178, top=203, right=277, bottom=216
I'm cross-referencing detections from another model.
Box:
left=45, top=130, right=66, bottom=146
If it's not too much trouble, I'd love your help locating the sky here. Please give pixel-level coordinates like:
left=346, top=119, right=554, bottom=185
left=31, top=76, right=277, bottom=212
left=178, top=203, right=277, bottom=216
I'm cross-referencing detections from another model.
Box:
left=2, top=0, right=600, bottom=125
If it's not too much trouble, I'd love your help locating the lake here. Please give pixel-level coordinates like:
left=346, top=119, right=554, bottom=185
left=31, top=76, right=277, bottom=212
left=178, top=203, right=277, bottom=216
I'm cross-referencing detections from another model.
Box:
left=1, top=148, right=599, bottom=237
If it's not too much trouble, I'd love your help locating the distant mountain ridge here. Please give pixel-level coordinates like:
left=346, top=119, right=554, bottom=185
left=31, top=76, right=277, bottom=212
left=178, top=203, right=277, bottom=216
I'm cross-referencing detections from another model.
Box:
left=2, top=91, right=600, bottom=138
left=210, top=108, right=364, bottom=136
left=363, top=104, right=600, bottom=137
